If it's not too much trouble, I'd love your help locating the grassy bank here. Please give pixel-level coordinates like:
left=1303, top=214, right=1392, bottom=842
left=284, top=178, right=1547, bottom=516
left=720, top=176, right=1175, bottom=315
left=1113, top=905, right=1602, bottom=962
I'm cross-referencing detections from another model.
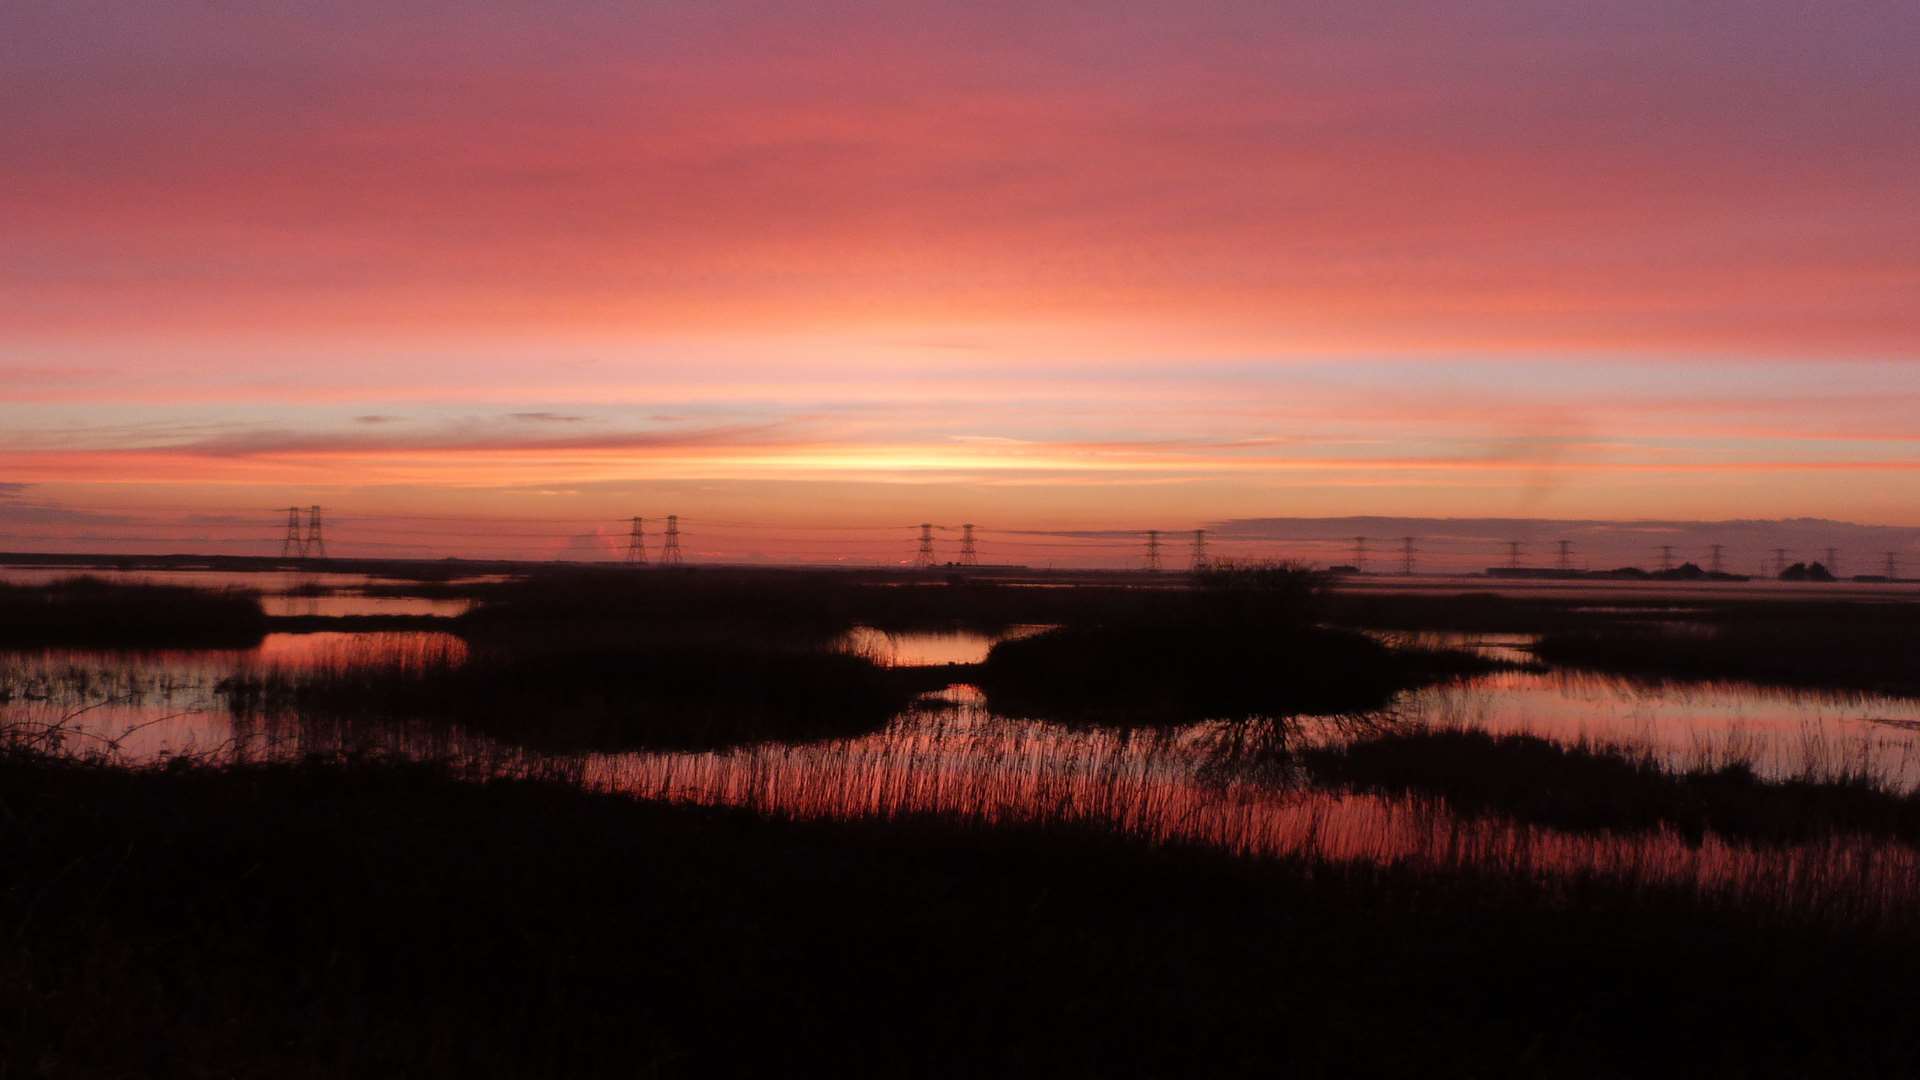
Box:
left=5, top=749, right=1919, bottom=1078
left=975, top=561, right=1505, bottom=723
left=0, top=576, right=267, bottom=648
left=1306, top=727, right=1920, bottom=845
left=979, top=623, right=1502, bottom=723
left=452, top=565, right=1200, bottom=639
left=1535, top=622, right=1920, bottom=697
left=220, top=641, right=912, bottom=752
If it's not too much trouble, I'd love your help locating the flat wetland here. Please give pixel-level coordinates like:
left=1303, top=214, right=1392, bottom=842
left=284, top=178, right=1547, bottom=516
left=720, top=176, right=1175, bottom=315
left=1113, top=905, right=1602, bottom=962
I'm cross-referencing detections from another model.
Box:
left=7, top=559, right=1920, bottom=1076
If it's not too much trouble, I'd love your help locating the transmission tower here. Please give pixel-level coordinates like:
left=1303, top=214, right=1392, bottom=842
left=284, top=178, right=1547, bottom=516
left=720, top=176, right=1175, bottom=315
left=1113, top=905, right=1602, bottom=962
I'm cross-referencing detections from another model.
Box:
left=280, top=507, right=306, bottom=560
left=960, top=523, right=979, bottom=567
left=1191, top=529, right=1211, bottom=572
left=913, top=523, right=936, bottom=568
left=1352, top=536, right=1368, bottom=571
left=1400, top=536, right=1417, bottom=575
left=1505, top=540, right=1524, bottom=570
left=1657, top=545, right=1674, bottom=572
left=660, top=515, right=684, bottom=566
left=1143, top=530, right=1163, bottom=573
left=1709, top=544, right=1724, bottom=575
left=625, top=517, right=648, bottom=566
left=1772, top=548, right=1790, bottom=576
left=1824, top=547, right=1839, bottom=576
left=1889, top=552, right=1901, bottom=580
left=302, top=506, right=327, bottom=560
left=1556, top=540, right=1573, bottom=571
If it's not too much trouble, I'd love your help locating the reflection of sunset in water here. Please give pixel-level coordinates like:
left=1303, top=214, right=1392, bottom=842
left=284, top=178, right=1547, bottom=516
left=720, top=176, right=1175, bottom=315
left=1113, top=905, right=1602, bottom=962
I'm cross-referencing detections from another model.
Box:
left=584, top=702, right=1920, bottom=922
left=836, top=625, right=1051, bottom=667
left=10, top=625, right=1920, bottom=919
left=0, top=632, right=466, bottom=760
left=1406, top=671, right=1920, bottom=783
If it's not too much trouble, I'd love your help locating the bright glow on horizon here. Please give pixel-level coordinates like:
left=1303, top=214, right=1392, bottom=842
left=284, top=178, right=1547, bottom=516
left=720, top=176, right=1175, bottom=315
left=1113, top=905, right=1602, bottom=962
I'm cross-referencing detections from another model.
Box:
left=2, top=2, right=1917, bottom=560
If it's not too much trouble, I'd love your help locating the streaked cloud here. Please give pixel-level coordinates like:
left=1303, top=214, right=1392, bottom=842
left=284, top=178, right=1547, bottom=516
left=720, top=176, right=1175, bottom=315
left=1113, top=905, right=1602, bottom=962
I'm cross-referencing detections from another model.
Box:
left=0, top=2, right=1915, bottom=553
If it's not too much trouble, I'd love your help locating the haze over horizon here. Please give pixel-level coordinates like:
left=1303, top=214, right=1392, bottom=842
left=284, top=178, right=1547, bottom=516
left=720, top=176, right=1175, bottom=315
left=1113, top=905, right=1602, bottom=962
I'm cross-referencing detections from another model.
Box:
left=4, top=2, right=1917, bottom=561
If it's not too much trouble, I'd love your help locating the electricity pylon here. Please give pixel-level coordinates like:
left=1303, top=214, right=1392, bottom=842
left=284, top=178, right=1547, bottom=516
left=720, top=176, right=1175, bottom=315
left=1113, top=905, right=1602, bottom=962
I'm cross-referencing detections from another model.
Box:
left=625, top=517, right=647, bottom=566
left=1192, top=529, right=1210, bottom=572
left=1400, top=536, right=1417, bottom=575
left=303, top=506, right=327, bottom=561
left=913, top=523, right=936, bottom=568
left=660, top=515, right=683, bottom=566
left=959, top=523, right=978, bottom=567
left=280, top=507, right=306, bottom=560
left=1143, top=530, right=1162, bottom=573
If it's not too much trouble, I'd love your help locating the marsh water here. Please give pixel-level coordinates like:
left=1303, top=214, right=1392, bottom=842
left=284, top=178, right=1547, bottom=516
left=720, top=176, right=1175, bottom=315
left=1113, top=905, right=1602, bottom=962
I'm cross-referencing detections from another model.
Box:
left=10, top=623, right=1920, bottom=906
left=10, top=623, right=1920, bottom=776
left=9, top=566, right=1920, bottom=904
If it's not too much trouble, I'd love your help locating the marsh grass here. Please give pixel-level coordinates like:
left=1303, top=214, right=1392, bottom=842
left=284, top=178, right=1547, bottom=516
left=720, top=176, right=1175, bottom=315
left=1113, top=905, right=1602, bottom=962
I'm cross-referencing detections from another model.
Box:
left=7, top=746, right=1920, bottom=1077
left=1536, top=622, right=1920, bottom=696
left=967, top=561, right=1508, bottom=723
left=451, top=564, right=1187, bottom=639
left=0, top=576, right=267, bottom=648
left=1304, top=724, right=1920, bottom=846
left=583, top=704, right=1920, bottom=928
left=10, top=563, right=1920, bottom=1074
left=217, top=635, right=914, bottom=752
left=976, top=623, right=1507, bottom=724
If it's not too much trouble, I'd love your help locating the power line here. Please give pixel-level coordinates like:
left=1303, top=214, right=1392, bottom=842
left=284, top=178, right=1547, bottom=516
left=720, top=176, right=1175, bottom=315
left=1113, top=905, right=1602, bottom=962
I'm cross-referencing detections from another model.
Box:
left=15, top=506, right=1903, bottom=578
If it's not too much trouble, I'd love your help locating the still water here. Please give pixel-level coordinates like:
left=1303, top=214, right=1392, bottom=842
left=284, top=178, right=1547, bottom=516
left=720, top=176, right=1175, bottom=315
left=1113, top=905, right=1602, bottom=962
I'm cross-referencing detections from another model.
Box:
left=836, top=624, right=1050, bottom=666
left=8, top=624, right=1920, bottom=908
left=9, top=624, right=1919, bottom=777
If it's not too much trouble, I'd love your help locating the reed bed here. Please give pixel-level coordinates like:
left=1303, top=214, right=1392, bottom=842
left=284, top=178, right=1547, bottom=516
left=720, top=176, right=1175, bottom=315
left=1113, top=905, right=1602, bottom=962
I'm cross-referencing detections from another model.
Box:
left=13, top=744, right=1920, bottom=1077
left=217, top=632, right=909, bottom=752
left=0, top=576, right=268, bottom=648
left=1537, top=621, right=1920, bottom=696
left=13, top=620, right=1920, bottom=926
left=582, top=703, right=1920, bottom=929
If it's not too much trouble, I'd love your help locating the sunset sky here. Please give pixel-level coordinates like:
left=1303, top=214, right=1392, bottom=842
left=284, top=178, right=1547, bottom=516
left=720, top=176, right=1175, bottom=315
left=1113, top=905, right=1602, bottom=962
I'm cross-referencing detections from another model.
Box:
left=3, top=2, right=1916, bottom=564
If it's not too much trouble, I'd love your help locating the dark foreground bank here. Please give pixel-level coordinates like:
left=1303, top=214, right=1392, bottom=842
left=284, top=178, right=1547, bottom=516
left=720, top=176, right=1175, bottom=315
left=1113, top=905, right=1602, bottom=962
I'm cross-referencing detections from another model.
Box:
left=5, top=751, right=1918, bottom=1079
